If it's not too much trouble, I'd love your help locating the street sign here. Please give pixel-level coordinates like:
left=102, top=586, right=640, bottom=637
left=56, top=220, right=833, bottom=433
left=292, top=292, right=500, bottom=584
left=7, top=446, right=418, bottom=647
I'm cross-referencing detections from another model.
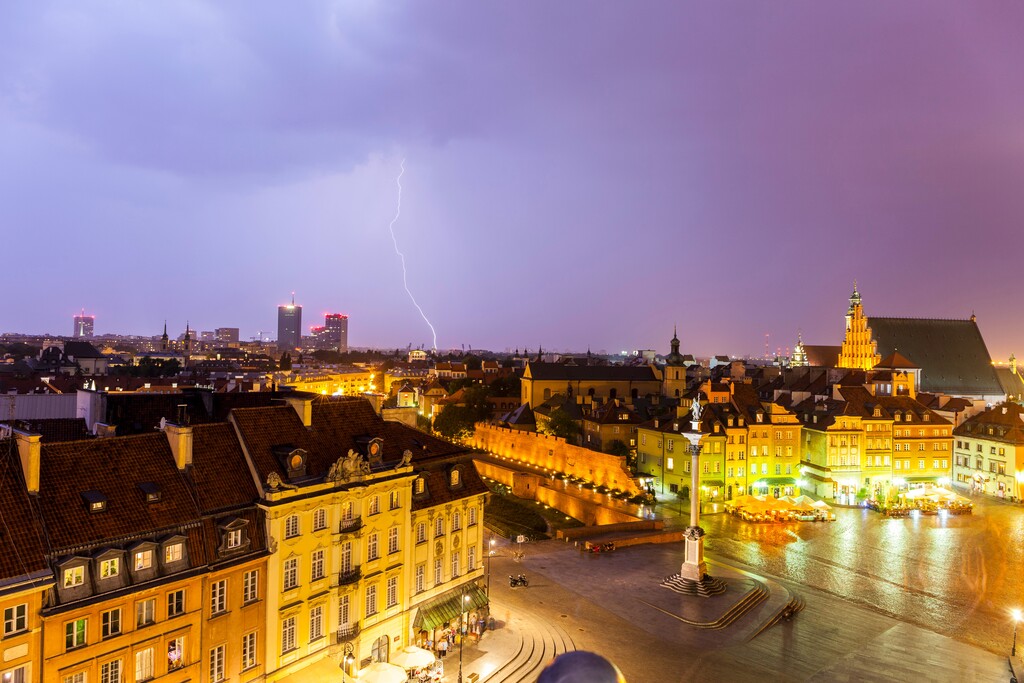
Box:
left=516, top=535, right=526, bottom=544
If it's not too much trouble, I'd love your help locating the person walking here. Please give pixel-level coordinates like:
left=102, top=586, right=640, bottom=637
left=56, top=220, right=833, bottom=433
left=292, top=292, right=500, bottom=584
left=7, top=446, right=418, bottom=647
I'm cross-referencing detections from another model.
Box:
left=438, top=637, right=448, bottom=659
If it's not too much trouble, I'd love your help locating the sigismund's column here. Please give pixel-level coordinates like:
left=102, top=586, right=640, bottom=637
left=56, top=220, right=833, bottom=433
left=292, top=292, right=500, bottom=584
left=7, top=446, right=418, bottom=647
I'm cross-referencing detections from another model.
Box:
left=661, top=392, right=726, bottom=596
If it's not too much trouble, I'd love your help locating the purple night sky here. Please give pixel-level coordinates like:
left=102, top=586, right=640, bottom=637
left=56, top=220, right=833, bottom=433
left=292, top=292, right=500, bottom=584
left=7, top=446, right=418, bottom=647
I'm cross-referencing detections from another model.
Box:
left=2, top=3, right=1023, bottom=358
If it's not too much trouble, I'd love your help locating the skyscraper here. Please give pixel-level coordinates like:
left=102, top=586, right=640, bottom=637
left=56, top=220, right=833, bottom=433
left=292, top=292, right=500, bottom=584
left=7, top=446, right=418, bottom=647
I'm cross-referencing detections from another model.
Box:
left=215, top=327, right=240, bottom=343
left=324, top=313, right=349, bottom=353
left=277, top=295, right=302, bottom=350
left=72, top=311, right=95, bottom=338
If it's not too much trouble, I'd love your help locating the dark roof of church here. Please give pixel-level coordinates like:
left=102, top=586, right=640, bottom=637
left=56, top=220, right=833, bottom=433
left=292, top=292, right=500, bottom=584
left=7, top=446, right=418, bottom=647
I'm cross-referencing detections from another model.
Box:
left=867, top=317, right=1000, bottom=396
left=875, top=351, right=919, bottom=370
left=803, top=345, right=841, bottom=368
left=526, top=362, right=659, bottom=382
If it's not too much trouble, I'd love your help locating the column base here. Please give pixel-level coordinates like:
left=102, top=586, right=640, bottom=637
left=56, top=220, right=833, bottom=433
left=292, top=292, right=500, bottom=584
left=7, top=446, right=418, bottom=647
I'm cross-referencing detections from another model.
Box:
left=660, top=572, right=728, bottom=597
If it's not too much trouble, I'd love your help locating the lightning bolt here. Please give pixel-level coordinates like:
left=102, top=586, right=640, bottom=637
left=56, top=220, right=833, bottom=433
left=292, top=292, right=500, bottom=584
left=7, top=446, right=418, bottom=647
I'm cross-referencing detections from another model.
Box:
left=388, top=159, right=438, bottom=350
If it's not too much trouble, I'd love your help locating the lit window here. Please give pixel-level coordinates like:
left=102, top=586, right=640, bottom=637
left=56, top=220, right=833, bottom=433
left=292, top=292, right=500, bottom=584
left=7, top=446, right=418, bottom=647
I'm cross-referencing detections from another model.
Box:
left=468, top=507, right=478, bottom=526
left=284, top=558, right=299, bottom=590
left=388, top=527, right=399, bottom=554
left=311, top=550, right=325, bottom=581
left=135, top=647, right=154, bottom=681
left=450, top=470, right=461, bottom=487
left=168, top=637, right=185, bottom=670
left=100, top=558, right=119, bottom=579
left=368, top=496, right=380, bottom=515
left=65, top=618, right=87, bottom=650
left=242, top=631, right=258, bottom=670
left=389, top=491, right=400, bottom=509
left=281, top=617, right=296, bottom=654
left=227, top=529, right=243, bottom=548
left=165, top=543, right=183, bottom=563
left=434, top=517, right=444, bottom=537
left=134, top=550, right=152, bottom=571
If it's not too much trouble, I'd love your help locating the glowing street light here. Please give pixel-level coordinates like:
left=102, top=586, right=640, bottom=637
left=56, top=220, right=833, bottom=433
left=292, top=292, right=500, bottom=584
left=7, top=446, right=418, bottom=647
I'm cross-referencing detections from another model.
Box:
left=458, top=591, right=472, bottom=683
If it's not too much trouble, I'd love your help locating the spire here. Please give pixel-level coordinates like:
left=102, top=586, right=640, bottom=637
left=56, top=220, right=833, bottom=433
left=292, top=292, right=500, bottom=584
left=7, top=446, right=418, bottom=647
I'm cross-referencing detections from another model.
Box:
left=850, top=279, right=861, bottom=306
left=291, top=291, right=295, bottom=306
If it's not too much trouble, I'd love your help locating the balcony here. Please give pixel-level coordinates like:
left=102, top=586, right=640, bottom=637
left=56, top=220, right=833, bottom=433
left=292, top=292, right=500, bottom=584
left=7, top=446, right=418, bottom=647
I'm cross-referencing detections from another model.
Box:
left=335, top=623, right=361, bottom=643
left=337, top=518, right=363, bottom=535
left=337, top=567, right=362, bottom=586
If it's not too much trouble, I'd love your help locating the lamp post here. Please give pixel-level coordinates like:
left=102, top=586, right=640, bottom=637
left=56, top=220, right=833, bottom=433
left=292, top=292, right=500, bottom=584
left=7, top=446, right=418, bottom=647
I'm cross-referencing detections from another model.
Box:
left=341, top=643, right=354, bottom=682
left=458, top=590, right=471, bottom=683
left=1013, top=609, right=1022, bottom=656
left=485, top=537, right=495, bottom=597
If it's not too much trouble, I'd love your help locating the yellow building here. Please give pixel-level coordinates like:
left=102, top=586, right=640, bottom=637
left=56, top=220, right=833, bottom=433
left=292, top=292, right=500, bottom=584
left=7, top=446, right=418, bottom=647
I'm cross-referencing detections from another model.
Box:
left=229, top=396, right=488, bottom=681
left=837, top=283, right=881, bottom=371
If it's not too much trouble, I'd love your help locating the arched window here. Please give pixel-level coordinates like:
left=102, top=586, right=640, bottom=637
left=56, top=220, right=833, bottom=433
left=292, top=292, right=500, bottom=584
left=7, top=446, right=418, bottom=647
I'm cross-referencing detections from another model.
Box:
left=452, top=511, right=461, bottom=531
left=372, top=634, right=389, bottom=663
left=450, top=469, right=461, bottom=487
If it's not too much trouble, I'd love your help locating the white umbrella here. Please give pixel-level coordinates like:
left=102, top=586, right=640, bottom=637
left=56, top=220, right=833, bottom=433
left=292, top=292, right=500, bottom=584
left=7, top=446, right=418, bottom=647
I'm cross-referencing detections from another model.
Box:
left=358, top=662, right=408, bottom=683
left=390, top=645, right=436, bottom=670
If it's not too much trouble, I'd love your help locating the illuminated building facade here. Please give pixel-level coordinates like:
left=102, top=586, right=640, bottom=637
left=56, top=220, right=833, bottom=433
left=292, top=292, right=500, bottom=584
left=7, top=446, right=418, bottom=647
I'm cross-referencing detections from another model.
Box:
left=72, top=313, right=95, bottom=338
left=324, top=314, right=349, bottom=353
left=837, top=283, right=880, bottom=371
left=953, top=402, right=1024, bottom=499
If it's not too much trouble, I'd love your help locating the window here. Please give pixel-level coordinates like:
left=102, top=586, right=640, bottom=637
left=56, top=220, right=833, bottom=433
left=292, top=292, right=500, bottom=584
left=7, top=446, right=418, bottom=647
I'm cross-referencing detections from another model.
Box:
left=284, top=516, right=299, bottom=539
left=416, top=565, right=425, bottom=592
left=666, top=457, right=674, bottom=471
left=918, top=459, right=925, bottom=470
left=666, top=439, right=674, bottom=453
left=468, top=547, right=477, bottom=571
left=101, top=558, right=120, bottom=579
left=368, top=533, right=379, bottom=561
left=366, top=584, right=378, bottom=616
left=243, top=570, right=259, bottom=603
left=310, top=605, right=324, bottom=641
left=283, top=558, right=298, bottom=590
left=227, top=529, right=243, bottom=549
left=416, top=523, right=426, bottom=544
left=210, top=580, right=227, bottom=615
left=63, top=566, right=84, bottom=588
left=368, top=496, right=380, bottom=515
left=167, top=637, right=185, bottom=670
left=66, top=618, right=88, bottom=649
left=165, top=543, right=183, bottom=564
left=313, top=508, right=327, bottom=531
left=311, top=550, right=325, bottom=581
left=134, top=550, right=152, bottom=571
left=3, top=604, right=27, bottom=635
left=434, top=517, right=444, bottom=537
left=339, top=595, right=350, bottom=627
left=342, top=501, right=354, bottom=522
left=65, top=674, right=85, bottom=683
left=136, top=599, right=155, bottom=627
left=281, top=616, right=296, bottom=653
left=2, top=668, right=25, bottom=683
left=100, top=660, right=121, bottom=683
left=101, top=608, right=120, bottom=638
left=135, top=648, right=154, bottom=682
left=386, top=576, right=398, bottom=608
left=775, top=465, right=781, bottom=475
left=389, top=491, right=400, bottom=509
left=341, top=542, right=352, bottom=573
left=242, top=631, right=258, bottom=670
left=434, top=558, right=442, bottom=586
left=388, top=527, right=399, bottom=554
left=450, top=470, right=461, bottom=487
left=452, top=511, right=461, bottom=531
left=452, top=551, right=461, bottom=578
left=414, top=478, right=425, bottom=495
left=167, top=590, right=185, bottom=618
left=468, top=507, right=478, bottom=526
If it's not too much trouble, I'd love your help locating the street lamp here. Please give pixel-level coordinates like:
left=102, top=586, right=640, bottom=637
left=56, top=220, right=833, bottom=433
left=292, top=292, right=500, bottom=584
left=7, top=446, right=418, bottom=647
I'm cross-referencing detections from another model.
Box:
left=1013, top=609, right=1022, bottom=656
left=458, top=591, right=471, bottom=683
left=341, top=643, right=354, bottom=682
left=485, top=537, right=496, bottom=596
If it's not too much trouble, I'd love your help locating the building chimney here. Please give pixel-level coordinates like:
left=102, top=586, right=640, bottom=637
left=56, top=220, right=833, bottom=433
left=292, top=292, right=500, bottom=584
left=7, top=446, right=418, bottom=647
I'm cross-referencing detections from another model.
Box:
left=165, top=423, right=193, bottom=471
left=285, top=395, right=313, bottom=427
left=14, top=430, right=41, bottom=494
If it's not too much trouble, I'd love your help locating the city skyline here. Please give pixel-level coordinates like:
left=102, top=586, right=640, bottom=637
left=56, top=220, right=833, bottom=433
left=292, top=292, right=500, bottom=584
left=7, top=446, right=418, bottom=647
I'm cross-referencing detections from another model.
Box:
left=3, top=3, right=1023, bottom=357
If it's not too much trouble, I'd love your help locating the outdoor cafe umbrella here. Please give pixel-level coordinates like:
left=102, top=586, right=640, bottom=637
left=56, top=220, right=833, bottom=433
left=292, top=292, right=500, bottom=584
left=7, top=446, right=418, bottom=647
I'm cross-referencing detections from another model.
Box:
left=390, top=645, right=436, bottom=670
left=357, top=662, right=408, bottom=683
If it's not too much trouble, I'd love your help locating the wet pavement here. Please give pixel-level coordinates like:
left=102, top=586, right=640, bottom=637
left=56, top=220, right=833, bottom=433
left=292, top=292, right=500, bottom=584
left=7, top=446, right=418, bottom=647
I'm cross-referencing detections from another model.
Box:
left=699, top=492, right=1024, bottom=655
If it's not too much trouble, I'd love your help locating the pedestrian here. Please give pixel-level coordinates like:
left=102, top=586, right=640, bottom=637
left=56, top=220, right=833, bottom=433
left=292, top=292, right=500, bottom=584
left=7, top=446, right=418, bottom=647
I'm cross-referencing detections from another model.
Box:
left=438, top=638, right=448, bottom=659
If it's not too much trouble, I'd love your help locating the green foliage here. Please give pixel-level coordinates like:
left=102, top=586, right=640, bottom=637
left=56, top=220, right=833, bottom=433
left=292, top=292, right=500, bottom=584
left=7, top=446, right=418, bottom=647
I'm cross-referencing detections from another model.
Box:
left=416, top=414, right=433, bottom=432
left=539, top=408, right=580, bottom=441
left=279, top=352, right=292, bottom=371
left=604, top=439, right=629, bottom=458
left=431, top=405, right=477, bottom=440
left=112, top=357, right=182, bottom=378
left=488, top=373, right=520, bottom=397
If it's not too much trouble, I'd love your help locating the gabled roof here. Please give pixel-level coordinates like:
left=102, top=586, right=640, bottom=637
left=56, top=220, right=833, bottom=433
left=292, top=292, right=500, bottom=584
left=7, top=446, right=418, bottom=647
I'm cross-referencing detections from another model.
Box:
left=63, top=341, right=105, bottom=359
left=189, top=423, right=260, bottom=513
left=230, top=398, right=465, bottom=486
left=38, top=433, right=204, bottom=555
left=867, top=317, right=1000, bottom=396
left=875, top=351, right=918, bottom=370
left=0, top=446, right=49, bottom=583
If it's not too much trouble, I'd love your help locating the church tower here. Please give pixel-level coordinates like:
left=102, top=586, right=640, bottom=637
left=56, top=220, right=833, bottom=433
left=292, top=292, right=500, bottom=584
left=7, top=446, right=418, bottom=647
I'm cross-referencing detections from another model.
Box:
left=161, top=321, right=169, bottom=351
left=663, top=325, right=688, bottom=398
left=837, top=281, right=880, bottom=371
left=791, top=332, right=808, bottom=367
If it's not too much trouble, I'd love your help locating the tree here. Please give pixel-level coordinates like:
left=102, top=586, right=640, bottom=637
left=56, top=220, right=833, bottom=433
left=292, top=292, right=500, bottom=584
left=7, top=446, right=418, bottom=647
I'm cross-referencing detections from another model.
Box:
left=432, top=405, right=476, bottom=441
left=279, top=353, right=292, bottom=371
left=605, top=440, right=630, bottom=458
left=540, top=408, right=580, bottom=442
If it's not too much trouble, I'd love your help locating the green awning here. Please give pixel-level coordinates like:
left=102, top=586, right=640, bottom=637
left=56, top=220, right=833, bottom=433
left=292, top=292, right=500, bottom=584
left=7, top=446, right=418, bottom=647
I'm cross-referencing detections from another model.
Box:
left=753, top=477, right=796, bottom=485
left=413, top=584, right=488, bottom=631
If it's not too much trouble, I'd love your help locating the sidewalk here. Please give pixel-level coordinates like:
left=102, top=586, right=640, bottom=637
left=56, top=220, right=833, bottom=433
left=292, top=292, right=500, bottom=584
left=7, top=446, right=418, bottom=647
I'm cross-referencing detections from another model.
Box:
left=438, top=607, right=522, bottom=682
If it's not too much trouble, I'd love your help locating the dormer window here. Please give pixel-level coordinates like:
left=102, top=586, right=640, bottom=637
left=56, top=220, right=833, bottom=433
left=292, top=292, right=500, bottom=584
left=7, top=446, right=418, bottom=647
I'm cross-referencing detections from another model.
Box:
left=414, top=477, right=426, bottom=495
left=82, top=490, right=107, bottom=513
left=227, top=529, right=243, bottom=549
left=63, top=566, right=84, bottom=588
left=217, top=518, right=251, bottom=556
left=905, top=413, right=912, bottom=422
left=873, top=407, right=881, bottom=417
left=138, top=482, right=161, bottom=503
left=164, top=542, right=183, bottom=564
left=756, top=414, right=763, bottom=423
left=450, top=469, right=461, bottom=487
left=100, top=558, right=119, bottom=579
left=923, top=413, right=930, bottom=422
left=134, top=550, right=153, bottom=571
